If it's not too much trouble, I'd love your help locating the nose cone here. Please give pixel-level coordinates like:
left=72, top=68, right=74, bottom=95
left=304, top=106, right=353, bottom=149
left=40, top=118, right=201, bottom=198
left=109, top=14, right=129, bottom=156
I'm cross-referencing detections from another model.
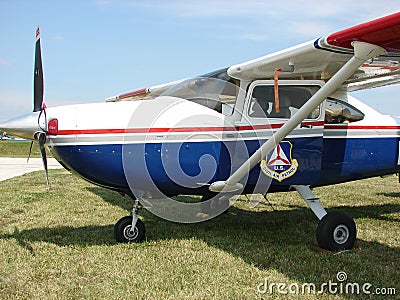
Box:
left=0, top=112, right=43, bottom=140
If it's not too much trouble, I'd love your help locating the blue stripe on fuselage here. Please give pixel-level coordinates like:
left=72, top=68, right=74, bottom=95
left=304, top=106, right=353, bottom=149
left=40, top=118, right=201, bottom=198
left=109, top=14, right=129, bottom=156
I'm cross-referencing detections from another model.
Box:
left=319, top=137, right=400, bottom=185
left=49, top=136, right=399, bottom=195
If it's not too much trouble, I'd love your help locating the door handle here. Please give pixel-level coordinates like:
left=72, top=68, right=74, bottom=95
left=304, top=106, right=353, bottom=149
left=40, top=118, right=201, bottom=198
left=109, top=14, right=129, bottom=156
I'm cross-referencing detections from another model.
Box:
left=300, top=123, right=312, bottom=129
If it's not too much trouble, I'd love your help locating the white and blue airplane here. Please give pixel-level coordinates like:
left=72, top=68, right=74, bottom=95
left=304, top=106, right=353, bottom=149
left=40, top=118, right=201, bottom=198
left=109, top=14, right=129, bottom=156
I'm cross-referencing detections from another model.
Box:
left=2, top=13, right=400, bottom=251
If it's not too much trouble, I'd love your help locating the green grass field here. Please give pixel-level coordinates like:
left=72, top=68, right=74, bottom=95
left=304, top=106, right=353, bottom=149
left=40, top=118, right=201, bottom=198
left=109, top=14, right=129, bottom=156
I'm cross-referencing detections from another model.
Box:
left=0, top=140, right=43, bottom=158
left=0, top=167, right=399, bottom=299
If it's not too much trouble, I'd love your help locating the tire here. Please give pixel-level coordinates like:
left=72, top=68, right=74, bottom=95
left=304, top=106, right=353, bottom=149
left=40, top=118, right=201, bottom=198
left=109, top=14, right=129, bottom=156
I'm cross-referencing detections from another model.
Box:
left=114, top=216, right=145, bottom=243
left=316, top=211, right=356, bottom=251
left=200, top=192, right=230, bottom=216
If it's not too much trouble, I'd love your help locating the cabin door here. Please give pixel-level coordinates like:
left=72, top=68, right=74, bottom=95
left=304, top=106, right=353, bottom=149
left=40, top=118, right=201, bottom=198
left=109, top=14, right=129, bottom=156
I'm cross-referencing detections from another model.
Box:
left=240, top=80, right=325, bottom=188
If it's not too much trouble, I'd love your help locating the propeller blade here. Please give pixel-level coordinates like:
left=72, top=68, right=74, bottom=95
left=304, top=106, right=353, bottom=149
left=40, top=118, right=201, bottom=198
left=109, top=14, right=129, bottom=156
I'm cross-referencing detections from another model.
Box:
left=33, top=27, right=44, bottom=112
left=27, top=141, right=34, bottom=163
left=33, top=28, right=49, bottom=190
left=36, top=132, right=49, bottom=190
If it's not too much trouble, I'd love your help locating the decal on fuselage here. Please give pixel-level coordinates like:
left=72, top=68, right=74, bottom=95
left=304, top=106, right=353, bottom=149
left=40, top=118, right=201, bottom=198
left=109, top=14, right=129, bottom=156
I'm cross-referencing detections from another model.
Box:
left=260, top=141, right=298, bottom=182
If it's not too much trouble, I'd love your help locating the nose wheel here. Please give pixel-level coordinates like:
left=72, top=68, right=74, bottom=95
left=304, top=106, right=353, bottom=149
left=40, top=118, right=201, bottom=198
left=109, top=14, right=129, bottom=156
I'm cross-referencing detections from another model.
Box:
left=114, top=198, right=146, bottom=243
left=114, top=216, right=145, bottom=243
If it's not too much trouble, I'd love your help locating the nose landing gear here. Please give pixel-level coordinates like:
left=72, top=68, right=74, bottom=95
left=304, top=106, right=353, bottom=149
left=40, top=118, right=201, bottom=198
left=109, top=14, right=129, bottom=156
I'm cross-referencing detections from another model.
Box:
left=114, top=198, right=146, bottom=243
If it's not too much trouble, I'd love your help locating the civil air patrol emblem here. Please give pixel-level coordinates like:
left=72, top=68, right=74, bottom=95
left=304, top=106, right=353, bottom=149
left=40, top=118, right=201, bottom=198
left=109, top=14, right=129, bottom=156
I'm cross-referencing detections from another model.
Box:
left=260, top=141, right=298, bottom=182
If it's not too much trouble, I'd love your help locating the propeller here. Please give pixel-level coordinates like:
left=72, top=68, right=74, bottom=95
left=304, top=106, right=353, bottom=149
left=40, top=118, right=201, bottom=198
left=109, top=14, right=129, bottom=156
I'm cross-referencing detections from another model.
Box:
left=33, top=27, right=44, bottom=112
left=29, top=27, right=49, bottom=190
left=0, top=27, right=50, bottom=190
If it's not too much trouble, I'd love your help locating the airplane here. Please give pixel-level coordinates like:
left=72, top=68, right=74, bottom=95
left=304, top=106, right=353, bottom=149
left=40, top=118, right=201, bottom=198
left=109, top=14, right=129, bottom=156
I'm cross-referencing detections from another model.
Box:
left=2, top=12, right=400, bottom=251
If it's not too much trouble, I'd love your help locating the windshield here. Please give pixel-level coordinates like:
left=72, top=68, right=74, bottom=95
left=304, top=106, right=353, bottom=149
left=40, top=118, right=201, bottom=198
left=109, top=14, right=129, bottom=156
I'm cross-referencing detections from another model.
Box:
left=161, top=68, right=239, bottom=116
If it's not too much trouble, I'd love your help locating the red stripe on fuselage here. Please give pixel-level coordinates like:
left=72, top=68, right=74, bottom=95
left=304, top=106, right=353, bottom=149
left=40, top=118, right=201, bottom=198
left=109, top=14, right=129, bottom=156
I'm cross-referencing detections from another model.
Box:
left=324, top=124, right=400, bottom=130
left=52, top=123, right=400, bottom=137
left=55, top=121, right=325, bottom=136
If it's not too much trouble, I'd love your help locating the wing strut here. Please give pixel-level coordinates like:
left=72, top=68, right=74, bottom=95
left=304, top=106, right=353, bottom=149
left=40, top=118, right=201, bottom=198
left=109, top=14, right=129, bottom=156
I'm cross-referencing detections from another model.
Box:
left=209, top=42, right=386, bottom=193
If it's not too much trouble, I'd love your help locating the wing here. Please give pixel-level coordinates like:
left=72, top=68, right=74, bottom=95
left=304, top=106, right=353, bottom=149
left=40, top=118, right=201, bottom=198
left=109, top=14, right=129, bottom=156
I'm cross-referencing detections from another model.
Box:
left=227, top=12, right=400, bottom=92
left=108, top=12, right=400, bottom=102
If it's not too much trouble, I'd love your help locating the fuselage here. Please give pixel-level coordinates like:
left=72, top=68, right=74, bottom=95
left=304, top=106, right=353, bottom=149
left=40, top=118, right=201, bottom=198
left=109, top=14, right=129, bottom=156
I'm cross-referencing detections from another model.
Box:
left=44, top=90, right=400, bottom=198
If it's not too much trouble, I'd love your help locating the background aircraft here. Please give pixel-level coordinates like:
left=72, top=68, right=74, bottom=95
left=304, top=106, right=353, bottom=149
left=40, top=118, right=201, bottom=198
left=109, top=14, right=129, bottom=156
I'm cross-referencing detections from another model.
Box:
left=1, top=12, right=400, bottom=251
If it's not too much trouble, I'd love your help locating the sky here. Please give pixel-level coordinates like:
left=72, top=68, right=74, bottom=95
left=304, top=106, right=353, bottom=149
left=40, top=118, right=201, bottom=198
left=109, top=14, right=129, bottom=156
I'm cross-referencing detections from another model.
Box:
left=0, top=1, right=399, bottom=122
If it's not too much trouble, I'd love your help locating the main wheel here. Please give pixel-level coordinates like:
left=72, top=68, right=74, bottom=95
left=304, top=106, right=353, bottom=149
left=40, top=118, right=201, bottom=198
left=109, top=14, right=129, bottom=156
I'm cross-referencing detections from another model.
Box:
left=316, top=211, right=356, bottom=251
left=200, top=191, right=230, bottom=216
left=114, top=216, right=146, bottom=243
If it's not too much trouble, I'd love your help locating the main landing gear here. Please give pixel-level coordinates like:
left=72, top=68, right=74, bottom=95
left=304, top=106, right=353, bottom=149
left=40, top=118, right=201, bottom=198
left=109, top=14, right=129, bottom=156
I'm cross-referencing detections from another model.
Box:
left=200, top=191, right=231, bottom=216
left=293, top=185, right=357, bottom=251
left=114, top=198, right=146, bottom=243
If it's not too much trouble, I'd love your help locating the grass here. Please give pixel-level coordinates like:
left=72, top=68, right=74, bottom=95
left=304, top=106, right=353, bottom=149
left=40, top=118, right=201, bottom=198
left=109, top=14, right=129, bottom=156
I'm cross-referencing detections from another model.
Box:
left=0, top=140, right=42, bottom=158
left=0, top=168, right=399, bottom=299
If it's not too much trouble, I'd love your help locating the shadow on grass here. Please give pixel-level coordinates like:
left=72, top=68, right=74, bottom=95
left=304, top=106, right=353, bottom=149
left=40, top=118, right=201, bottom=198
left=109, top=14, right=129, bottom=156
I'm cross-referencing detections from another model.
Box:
left=3, top=202, right=398, bottom=246
left=1, top=224, right=115, bottom=248
left=379, top=192, right=400, bottom=198
left=2, top=188, right=399, bottom=298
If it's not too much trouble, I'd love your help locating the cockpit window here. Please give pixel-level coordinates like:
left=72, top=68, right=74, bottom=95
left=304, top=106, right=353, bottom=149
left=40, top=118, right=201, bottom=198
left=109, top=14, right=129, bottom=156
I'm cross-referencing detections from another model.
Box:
left=325, top=98, right=364, bottom=124
left=248, top=85, right=321, bottom=119
left=161, top=68, right=239, bottom=116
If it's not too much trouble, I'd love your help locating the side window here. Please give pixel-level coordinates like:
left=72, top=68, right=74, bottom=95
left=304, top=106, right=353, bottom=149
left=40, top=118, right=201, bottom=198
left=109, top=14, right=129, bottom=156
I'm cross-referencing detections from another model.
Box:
left=162, top=68, right=239, bottom=116
left=248, top=85, right=320, bottom=119
left=325, top=99, right=364, bottom=124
